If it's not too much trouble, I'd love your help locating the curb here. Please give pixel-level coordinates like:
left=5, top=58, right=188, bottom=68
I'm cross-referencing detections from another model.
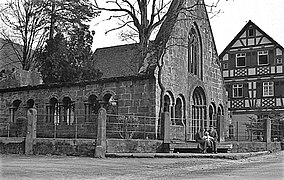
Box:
left=106, top=151, right=271, bottom=160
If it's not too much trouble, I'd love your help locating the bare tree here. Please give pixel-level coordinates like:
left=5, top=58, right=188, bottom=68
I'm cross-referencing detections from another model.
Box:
left=93, top=0, right=176, bottom=58
left=0, top=0, right=97, bottom=72
left=93, top=0, right=223, bottom=61
left=0, top=0, right=48, bottom=70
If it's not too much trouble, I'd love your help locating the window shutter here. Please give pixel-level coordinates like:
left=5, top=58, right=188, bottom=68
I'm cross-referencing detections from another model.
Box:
left=251, top=51, right=257, bottom=66
left=226, top=84, right=232, bottom=98
left=246, top=52, right=252, bottom=67
left=256, top=82, right=262, bottom=98
left=229, top=54, right=235, bottom=68
left=269, top=50, right=274, bottom=65
left=243, top=83, right=249, bottom=97
left=275, top=81, right=282, bottom=96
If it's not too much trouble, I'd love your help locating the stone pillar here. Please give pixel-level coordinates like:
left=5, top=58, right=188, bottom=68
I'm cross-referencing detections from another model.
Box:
left=161, top=112, right=170, bottom=143
left=25, top=108, right=37, bottom=155
left=95, top=107, right=107, bottom=158
left=264, top=118, right=271, bottom=143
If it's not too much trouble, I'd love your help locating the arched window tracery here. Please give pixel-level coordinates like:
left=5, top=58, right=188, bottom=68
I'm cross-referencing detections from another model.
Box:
left=191, top=87, right=206, bottom=140
left=188, top=24, right=203, bottom=80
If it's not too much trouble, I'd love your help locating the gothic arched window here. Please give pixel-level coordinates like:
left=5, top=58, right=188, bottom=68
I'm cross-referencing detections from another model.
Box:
left=188, top=24, right=203, bottom=79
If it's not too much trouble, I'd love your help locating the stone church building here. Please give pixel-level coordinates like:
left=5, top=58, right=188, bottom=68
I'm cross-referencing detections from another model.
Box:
left=0, top=0, right=228, bottom=144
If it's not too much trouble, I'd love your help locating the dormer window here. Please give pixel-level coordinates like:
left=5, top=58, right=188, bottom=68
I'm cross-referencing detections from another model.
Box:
left=258, top=50, right=268, bottom=65
left=236, top=53, right=246, bottom=67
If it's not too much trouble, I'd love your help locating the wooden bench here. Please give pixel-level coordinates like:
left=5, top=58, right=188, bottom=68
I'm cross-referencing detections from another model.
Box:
left=169, top=141, right=233, bottom=153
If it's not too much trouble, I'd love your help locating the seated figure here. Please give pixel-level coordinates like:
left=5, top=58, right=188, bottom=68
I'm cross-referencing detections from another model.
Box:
left=203, top=132, right=214, bottom=149
left=195, top=128, right=209, bottom=153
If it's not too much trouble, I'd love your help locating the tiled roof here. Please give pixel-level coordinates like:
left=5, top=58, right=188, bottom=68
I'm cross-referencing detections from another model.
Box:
left=92, top=43, right=142, bottom=78
left=0, top=38, right=22, bottom=71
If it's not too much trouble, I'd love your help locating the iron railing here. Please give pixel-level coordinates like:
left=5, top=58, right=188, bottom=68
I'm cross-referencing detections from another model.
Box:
left=36, top=114, right=97, bottom=139
left=106, top=114, right=158, bottom=140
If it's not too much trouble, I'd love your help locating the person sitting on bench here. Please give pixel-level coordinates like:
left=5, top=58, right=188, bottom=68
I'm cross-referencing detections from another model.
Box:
left=195, top=128, right=209, bottom=153
left=209, top=125, right=218, bottom=154
left=203, top=131, right=214, bottom=152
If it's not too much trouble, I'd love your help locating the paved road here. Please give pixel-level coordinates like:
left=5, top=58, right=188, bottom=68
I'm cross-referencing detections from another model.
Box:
left=1, top=151, right=283, bottom=180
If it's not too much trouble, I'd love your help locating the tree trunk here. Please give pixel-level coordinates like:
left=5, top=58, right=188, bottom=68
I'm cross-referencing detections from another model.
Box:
left=49, top=2, right=56, bottom=40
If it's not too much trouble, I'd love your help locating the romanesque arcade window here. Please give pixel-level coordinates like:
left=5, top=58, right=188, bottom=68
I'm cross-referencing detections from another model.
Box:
left=174, top=96, right=186, bottom=126
left=62, top=97, right=75, bottom=125
left=163, top=91, right=174, bottom=122
left=26, top=99, right=34, bottom=109
left=103, top=94, right=117, bottom=114
left=163, top=92, right=186, bottom=126
left=208, top=103, right=216, bottom=129
left=46, top=98, right=59, bottom=124
left=85, top=95, right=100, bottom=122
left=9, top=100, right=22, bottom=123
left=46, top=97, right=75, bottom=125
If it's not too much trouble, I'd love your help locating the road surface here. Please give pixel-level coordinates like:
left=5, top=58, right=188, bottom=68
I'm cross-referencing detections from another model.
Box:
left=1, top=151, right=283, bottom=180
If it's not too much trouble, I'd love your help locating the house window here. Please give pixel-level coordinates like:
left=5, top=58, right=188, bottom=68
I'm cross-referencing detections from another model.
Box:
left=223, top=63, right=228, bottom=69
left=248, top=29, right=254, bottom=37
left=236, top=53, right=246, bottom=67
left=258, top=51, right=268, bottom=65
left=277, top=58, right=282, bottom=64
left=233, top=84, right=243, bottom=98
left=263, top=82, right=274, bottom=97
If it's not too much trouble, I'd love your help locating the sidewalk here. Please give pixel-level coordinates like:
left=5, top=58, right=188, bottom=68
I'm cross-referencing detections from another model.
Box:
left=106, top=151, right=271, bottom=160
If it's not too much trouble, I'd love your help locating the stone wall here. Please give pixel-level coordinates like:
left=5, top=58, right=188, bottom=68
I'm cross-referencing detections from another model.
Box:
left=231, top=142, right=281, bottom=153
left=106, top=139, right=163, bottom=153
left=32, top=138, right=96, bottom=156
left=0, top=137, right=25, bottom=154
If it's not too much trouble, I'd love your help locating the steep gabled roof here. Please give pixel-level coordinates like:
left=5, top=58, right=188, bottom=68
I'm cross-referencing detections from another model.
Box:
left=92, top=43, right=141, bottom=78
left=219, top=20, right=284, bottom=57
left=0, top=38, right=22, bottom=70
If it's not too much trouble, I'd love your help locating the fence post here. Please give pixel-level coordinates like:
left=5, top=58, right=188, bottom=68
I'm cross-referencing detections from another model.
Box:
left=25, top=108, right=37, bottom=155
left=95, top=107, right=107, bottom=158
left=161, top=112, right=170, bottom=143
left=236, top=121, right=239, bottom=141
left=264, top=118, right=271, bottom=143
left=250, top=120, right=253, bottom=141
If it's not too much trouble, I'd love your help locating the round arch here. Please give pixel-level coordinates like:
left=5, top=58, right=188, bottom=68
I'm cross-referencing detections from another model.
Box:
left=191, top=86, right=207, bottom=140
left=208, top=102, right=217, bottom=129
left=174, top=94, right=186, bottom=126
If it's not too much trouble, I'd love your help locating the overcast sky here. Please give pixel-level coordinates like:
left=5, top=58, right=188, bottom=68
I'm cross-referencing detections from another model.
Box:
left=92, top=0, right=284, bottom=54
